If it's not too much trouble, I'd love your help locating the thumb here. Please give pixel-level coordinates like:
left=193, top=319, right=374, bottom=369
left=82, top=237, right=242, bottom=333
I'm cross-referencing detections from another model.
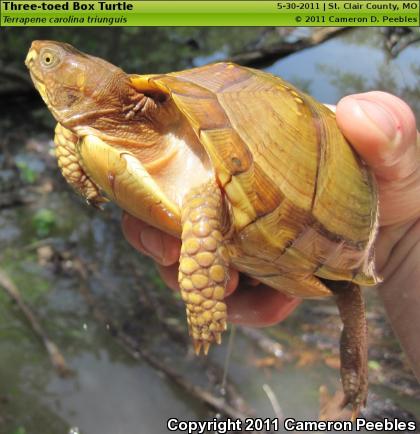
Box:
left=336, top=92, right=420, bottom=226
left=336, top=91, right=418, bottom=182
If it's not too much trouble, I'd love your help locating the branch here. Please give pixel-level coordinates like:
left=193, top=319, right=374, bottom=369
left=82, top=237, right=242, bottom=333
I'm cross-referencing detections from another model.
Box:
left=391, top=35, right=420, bottom=58
left=228, top=27, right=351, bottom=67
left=0, top=268, right=72, bottom=377
left=239, top=326, right=292, bottom=362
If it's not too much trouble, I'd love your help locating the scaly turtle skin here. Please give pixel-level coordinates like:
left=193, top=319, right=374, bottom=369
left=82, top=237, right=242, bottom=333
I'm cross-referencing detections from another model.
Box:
left=26, top=41, right=379, bottom=417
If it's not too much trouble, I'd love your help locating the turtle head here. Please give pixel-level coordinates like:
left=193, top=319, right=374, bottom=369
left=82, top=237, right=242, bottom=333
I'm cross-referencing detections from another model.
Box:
left=25, top=40, right=129, bottom=130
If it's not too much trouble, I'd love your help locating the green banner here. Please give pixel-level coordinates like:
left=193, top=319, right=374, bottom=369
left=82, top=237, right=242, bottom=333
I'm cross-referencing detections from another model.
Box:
left=1, top=0, right=419, bottom=26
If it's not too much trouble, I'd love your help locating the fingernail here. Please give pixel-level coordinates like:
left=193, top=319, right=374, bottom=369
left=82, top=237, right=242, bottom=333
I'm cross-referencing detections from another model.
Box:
left=140, top=227, right=164, bottom=262
left=355, top=99, right=398, bottom=143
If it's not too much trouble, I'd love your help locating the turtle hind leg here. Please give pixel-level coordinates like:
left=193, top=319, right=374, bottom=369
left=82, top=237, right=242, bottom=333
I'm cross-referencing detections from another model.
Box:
left=179, top=181, right=229, bottom=355
left=328, top=280, right=368, bottom=419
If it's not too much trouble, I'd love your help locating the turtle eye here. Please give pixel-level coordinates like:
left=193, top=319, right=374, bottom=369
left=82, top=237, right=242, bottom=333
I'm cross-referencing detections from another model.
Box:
left=40, top=49, right=60, bottom=69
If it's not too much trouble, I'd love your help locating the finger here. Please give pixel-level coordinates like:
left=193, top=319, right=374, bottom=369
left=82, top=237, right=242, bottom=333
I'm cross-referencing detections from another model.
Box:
left=157, top=264, right=239, bottom=295
left=336, top=91, right=418, bottom=182
left=337, top=92, right=420, bottom=226
left=121, top=212, right=181, bottom=266
left=226, top=269, right=240, bottom=296
left=226, top=284, right=301, bottom=327
left=156, top=263, right=180, bottom=291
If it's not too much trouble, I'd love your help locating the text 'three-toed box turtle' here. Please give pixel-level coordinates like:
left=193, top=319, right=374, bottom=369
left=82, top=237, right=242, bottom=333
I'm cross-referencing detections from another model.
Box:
left=26, top=41, right=379, bottom=417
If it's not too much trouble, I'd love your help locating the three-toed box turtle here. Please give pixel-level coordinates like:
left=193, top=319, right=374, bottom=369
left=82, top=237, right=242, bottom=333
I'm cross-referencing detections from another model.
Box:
left=26, top=41, right=379, bottom=417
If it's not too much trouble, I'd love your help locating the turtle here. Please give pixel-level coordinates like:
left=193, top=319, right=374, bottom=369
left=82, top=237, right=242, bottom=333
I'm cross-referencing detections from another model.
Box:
left=25, top=40, right=379, bottom=417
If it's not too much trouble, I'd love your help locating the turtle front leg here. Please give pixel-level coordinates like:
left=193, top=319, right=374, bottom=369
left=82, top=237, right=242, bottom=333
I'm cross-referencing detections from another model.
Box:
left=332, top=282, right=368, bottom=420
left=179, top=181, right=229, bottom=355
left=54, top=123, right=107, bottom=207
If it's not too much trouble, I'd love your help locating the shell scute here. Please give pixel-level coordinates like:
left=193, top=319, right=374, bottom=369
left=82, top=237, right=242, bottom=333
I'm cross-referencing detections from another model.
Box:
left=199, top=127, right=252, bottom=176
left=171, top=93, right=229, bottom=132
left=151, top=63, right=379, bottom=291
left=170, top=62, right=253, bottom=94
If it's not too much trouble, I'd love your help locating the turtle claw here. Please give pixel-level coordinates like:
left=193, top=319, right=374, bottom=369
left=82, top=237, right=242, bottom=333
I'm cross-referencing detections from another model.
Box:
left=193, top=340, right=211, bottom=356
left=339, top=394, right=362, bottom=422
left=203, top=342, right=211, bottom=355
left=351, top=406, right=360, bottom=423
left=193, top=340, right=202, bottom=356
left=338, top=371, right=367, bottom=421
left=338, top=355, right=368, bottom=420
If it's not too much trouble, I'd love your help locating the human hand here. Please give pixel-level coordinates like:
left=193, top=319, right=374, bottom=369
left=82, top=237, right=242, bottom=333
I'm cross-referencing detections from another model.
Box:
left=122, top=92, right=419, bottom=338
left=121, top=211, right=299, bottom=327
left=337, top=92, right=420, bottom=380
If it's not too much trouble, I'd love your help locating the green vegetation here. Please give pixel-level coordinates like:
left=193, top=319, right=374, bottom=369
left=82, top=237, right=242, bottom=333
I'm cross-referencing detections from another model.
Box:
left=32, top=208, right=56, bottom=237
left=16, top=161, right=38, bottom=184
left=12, top=427, right=27, bottom=434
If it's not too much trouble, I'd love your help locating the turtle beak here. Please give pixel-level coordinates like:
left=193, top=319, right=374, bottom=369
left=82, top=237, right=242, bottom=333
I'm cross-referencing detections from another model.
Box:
left=25, top=49, right=38, bottom=69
